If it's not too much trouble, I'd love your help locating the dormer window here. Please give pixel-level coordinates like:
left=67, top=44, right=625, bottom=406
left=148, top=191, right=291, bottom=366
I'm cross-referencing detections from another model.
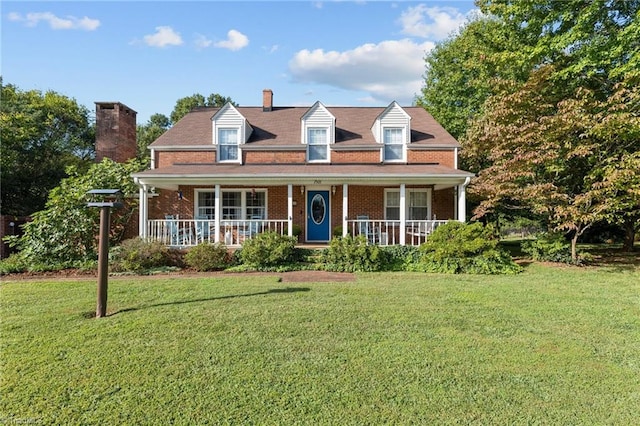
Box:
left=307, top=128, right=328, bottom=162
left=218, top=128, right=239, bottom=162
left=383, top=128, right=405, bottom=162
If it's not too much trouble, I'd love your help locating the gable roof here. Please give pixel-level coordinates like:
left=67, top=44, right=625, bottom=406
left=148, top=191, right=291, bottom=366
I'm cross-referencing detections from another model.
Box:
left=150, top=105, right=459, bottom=149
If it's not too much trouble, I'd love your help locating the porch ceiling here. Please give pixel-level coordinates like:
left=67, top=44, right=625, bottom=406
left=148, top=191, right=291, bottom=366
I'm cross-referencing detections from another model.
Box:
left=133, top=163, right=475, bottom=190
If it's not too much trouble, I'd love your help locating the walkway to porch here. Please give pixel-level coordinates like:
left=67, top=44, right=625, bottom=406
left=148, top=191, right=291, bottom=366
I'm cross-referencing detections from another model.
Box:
left=148, top=218, right=450, bottom=248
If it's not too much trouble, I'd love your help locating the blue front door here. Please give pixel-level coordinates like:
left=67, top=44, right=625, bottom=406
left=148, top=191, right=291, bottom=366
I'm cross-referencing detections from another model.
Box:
left=307, top=190, right=330, bottom=242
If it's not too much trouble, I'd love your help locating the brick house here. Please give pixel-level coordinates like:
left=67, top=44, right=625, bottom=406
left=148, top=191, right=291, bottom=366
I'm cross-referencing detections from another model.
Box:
left=132, top=90, right=474, bottom=247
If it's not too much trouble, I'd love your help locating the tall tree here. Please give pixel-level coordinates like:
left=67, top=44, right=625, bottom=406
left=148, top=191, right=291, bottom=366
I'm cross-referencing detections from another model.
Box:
left=417, top=17, right=531, bottom=141
left=170, top=93, right=236, bottom=124
left=0, top=80, right=95, bottom=216
left=465, top=66, right=640, bottom=260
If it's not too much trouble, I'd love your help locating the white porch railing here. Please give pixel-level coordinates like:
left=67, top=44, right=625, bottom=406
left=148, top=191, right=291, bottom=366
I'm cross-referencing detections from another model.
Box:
left=148, top=218, right=449, bottom=247
left=347, top=219, right=449, bottom=246
left=148, top=219, right=288, bottom=247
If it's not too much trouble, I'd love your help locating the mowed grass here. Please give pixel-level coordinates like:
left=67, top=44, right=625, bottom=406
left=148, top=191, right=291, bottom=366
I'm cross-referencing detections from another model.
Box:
left=1, top=264, right=639, bottom=424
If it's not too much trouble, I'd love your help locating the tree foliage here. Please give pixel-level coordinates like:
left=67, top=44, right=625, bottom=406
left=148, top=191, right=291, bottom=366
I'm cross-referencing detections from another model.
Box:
left=136, top=113, right=171, bottom=167
left=170, top=93, right=236, bottom=124
left=465, top=67, right=640, bottom=260
left=5, top=158, right=144, bottom=270
left=1, top=79, right=95, bottom=216
left=417, top=16, right=531, bottom=140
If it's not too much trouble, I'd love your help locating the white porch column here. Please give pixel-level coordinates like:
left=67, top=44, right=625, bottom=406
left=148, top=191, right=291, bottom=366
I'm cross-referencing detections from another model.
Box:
left=287, top=184, right=293, bottom=237
left=214, top=184, right=221, bottom=243
left=399, top=184, right=406, bottom=245
left=457, top=177, right=471, bottom=222
left=138, top=184, right=148, bottom=237
left=342, top=184, right=348, bottom=237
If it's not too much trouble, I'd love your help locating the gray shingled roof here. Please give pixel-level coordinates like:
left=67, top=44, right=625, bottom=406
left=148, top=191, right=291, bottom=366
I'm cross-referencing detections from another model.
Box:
left=150, top=105, right=460, bottom=149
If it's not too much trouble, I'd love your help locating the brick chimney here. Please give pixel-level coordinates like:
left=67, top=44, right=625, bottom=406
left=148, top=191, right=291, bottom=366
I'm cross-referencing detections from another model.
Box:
left=263, top=89, right=273, bottom=112
left=95, top=102, right=137, bottom=163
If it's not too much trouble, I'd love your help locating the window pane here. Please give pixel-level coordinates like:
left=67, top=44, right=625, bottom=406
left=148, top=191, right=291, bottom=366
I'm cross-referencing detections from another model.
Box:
left=222, top=192, right=241, bottom=219
left=219, top=129, right=238, bottom=144
left=197, top=192, right=215, bottom=219
left=386, top=207, right=400, bottom=220
left=308, top=144, right=327, bottom=161
left=220, top=145, right=238, bottom=161
left=387, top=191, right=399, bottom=207
left=386, top=191, right=400, bottom=220
left=246, top=192, right=265, bottom=219
left=410, top=191, right=427, bottom=206
left=308, top=128, right=327, bottom=145
left=384, top=144, right=403, bottom=161
left=384, top=128, right=403, bottom=144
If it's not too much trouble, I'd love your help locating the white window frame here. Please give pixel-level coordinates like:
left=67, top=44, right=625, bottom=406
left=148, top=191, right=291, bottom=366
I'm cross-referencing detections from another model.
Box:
left=382, top=127, right=405, bottom=163
left=384, top=188, right=432, bottom=220
left=306, top=127, right=330, bottom=163
left=194, top=189, right=216, bottom=219
left=207, top=188, right=267, bottom=220
left=217, top=128, right=240, bottom=163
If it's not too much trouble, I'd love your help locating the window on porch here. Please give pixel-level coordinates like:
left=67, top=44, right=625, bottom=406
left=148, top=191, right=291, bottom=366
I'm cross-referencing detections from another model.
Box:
left=196, top=189, right=267, bottom=220
left=385, top=189, right=431, bottom=220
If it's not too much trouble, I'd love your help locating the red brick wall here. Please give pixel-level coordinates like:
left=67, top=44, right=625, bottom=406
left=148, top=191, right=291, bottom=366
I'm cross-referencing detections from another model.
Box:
left=407, top=149, right=455, bottom=167
left=156, top=151, right=215, bottom=168
left=244, top=151, right=306, bottom=164
left=95, top=103, right=137, bottom=164
left=332, top=150, right=380, bottom=163
left=433, top=188, right=455, bottom=219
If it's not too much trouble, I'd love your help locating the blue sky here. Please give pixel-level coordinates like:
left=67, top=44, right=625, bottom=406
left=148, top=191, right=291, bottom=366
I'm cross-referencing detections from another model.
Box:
left=2, top=1, right=477, bottom=124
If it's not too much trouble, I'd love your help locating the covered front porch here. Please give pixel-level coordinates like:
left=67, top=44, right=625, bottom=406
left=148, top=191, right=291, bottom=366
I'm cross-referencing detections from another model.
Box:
left=133, top=163, right=473, bottom=248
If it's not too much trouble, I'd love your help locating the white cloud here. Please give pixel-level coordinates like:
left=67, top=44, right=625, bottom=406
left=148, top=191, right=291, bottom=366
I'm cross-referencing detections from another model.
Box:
left=8, top=11, right=100, bottom=31
left=143, top=26, right=183, bottom=48
left=194, top=34, right=213, bottom=49
left=288, top=39, right=435, bottom=105
left=398, top=5, right=469, bottom=40
left=214, top=29, right=249, bottom=51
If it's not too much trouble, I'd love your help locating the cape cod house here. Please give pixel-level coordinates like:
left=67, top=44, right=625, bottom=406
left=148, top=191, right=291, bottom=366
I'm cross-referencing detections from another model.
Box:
left=131, top=90, right=474, bottom=247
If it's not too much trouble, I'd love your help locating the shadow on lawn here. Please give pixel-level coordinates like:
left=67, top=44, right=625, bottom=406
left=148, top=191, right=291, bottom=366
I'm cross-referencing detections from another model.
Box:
left=108, top=287, right=310, bottom=317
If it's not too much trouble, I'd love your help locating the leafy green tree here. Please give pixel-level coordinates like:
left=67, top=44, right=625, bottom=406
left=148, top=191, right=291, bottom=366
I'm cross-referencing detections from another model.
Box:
left=6, top=158, right=144, bottom=270
left=170, top=93, right=236, bottom=124
left=1, top=79, right=95, bottom=216
left=136, top=113, right=171, bottom=166
left=417, top=17, right=531, bottom=141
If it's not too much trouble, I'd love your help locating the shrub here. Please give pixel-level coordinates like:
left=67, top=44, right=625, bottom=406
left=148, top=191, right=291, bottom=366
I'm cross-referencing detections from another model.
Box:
left=322, top=235, right=383, bottom=272
left=184, top=242, right=230, bottom=271
left=238, top=232, right=297, bottom=268
left=379, top=245, right=421, bottom=271
left=110, top=237, right=170, bottom=273
left=0, top=253, right=28, bottom=274
left=522, top=232, right=574, bottom=263
left=410, top=221, right=521, bottom=274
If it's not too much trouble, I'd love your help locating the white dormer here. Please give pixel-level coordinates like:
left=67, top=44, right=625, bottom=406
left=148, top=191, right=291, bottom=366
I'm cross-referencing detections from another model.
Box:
left=371, top=101, right=411, bottom=163
left=212, top=103, right=253, bottom=163
left=301, top=101, right=335, bottom=163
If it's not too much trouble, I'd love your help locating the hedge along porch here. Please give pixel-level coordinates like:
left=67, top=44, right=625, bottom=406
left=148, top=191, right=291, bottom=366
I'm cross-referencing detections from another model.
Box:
left=132, top=90, right=474, bottom=247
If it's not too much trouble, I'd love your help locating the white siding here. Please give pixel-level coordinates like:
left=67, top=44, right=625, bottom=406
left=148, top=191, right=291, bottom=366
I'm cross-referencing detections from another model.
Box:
left=212, top=104, right=252, bottom=144
left=301, top=102, right=336, bottom=144
left=371, top=102, right=411, bottom=144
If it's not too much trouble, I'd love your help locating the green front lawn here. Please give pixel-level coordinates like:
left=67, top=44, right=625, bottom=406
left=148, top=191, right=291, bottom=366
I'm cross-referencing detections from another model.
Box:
left=2, top=264, right=639, bottom=424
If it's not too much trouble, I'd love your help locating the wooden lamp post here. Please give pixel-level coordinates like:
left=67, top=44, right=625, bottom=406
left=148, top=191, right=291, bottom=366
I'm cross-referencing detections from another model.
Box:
left=87, top=189, right=123, bottom=318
